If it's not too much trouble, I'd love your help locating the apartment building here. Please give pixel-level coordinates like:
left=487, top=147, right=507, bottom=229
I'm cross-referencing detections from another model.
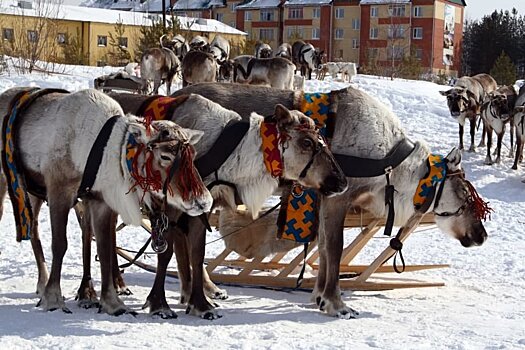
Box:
left=235, top=0, right=282, bottom=49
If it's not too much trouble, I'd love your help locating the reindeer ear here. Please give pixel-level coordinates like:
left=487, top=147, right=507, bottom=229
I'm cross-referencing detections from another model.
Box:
left=515, top=106, right=525, bottom=113
left=273, top=104, right=295, bottom=129
left=181, top=128, right=204, bottom=145
left=445, top=147, right=462, bottom=170
left=127, top=122, right=148, bottom=144
left=439, top=90, right=450, bottom=96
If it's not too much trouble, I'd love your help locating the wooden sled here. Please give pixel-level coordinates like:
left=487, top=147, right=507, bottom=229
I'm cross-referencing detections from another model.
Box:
left=94, top=74, right=147, bottom=94
left=116, top=209, right=448, bottom=292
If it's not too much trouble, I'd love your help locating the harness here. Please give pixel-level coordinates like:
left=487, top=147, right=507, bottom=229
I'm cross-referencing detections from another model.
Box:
left=1, top=88, right=69, bottom=241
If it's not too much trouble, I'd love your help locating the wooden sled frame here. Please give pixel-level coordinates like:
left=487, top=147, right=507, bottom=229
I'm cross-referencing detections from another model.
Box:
left=116, top=210, right=448, bottom=292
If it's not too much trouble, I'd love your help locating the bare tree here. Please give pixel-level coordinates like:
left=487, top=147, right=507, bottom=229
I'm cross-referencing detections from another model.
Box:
left=7, top=0, right=65, bottom=73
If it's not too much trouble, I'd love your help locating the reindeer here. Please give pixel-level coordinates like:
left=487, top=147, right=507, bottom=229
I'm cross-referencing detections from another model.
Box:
left=512, top=85, right=525, bottom=170
left=233, top=55, right=295, bottom=90
left=140, top=45, right=180, bottom=95
left=174, top=83, right=490, bottom=319
left=440, top=73, right=497, bottom=152
left=190, top=35, right=209, bottom=51
left=276, top=43, right=292, bottom=61
left=0, top=88, right=212, bottom=315
left=181, top=50, right=217, bottom=86
left=480, top=85, right=517, bottom=164
left=292, top=40, right=324, bottom=80
left=255, top=41, right=273, bottom=58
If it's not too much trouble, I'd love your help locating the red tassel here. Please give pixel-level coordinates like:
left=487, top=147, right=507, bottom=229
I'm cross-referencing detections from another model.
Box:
left=465, top=180, right=494, bottom=221
left=175, top=145, right=206, bottom=202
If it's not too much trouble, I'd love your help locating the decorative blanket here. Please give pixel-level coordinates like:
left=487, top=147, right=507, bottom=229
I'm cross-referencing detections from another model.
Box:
left=413, top=154, right=447, bottom=212
left=277, top=92, right=334, bottom=243
left=136, top=95, right=190, bottom=132
left=1, top=89, right=37, bottom=241
left=1, top=88, right=69, bottom=241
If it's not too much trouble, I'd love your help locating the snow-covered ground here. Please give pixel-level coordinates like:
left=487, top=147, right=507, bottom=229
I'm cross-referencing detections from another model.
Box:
left=0, top=65, right=524, bottom=349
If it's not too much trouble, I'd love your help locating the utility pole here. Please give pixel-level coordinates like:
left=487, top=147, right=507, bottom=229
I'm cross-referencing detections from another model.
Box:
left=162, top=0, right=167, bottom=29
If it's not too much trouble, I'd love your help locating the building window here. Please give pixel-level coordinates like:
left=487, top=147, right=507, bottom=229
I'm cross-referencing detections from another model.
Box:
left=3, top=28, right=14, bottom=42
left=119, top=37, right=128, bottom=48
left=335, top=8, right=344, bottom=19
left=415, top=48, right=423, bottom=60
left=370, top=6, right=378, bottom=17
left=352, top=38, right=359, bottom=49
left=312, top=7, right=320, bottom=19
left=27, top=30, right=38, bottom=43
left=260, top=9, right=274, bottom=21
left=312, top=27, right=320, bottom=40
left=370, top=27, right=378, bottom=39
left=387, top=46, right=405, bottom=60
left=244, top=11, right=252, bottom=21
left=259, top=28, right=274, bottom=41
left=352, top=18, right=360, bottom=30
left=388, top=26, right=405, bottom=38
left=413, top=27, right=423, bottom=39
left=97, top=35, right=107, bottom=47
left=230, top=3, right=236, bottom=12
left=413, top=6, right=422, bottom=17
left=389, top=4, right=405, bottom=17
left=216, top=13, right=224, bottom=22
left=57, top=33, right=67, bottom=45
left=287, top=27, right=303, bottom=39
left=335, top=28, right=344, bottom=39
left=289, top=8, right=303, bottom=19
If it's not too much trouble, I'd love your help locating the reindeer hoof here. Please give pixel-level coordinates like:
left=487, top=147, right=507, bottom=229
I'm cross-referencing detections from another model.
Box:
left=118, top=288, right=133, bottom=296
left=484, top=159, right=493, bottom=165
left=203, top=311, right=222, bottom=320
left=468, top=147, right=476, bottom=153
left=337, top=308, right=359, bottom=320
left=153, top=310, right=178, bottom=319
left=211, top=290, right=228, bottom=300
left=512, top=165, right=518, bottom=170
left=78, top=299, right=100, bottom=309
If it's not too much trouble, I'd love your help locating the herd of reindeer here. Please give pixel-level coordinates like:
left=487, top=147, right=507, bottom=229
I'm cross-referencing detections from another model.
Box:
left=140, top=34, right=357, bottom=95
left=5, top=32, right=523, bottom=322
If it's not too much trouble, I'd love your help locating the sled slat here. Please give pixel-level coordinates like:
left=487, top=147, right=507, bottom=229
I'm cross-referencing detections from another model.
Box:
left=340, top=219, right=382, bottom=265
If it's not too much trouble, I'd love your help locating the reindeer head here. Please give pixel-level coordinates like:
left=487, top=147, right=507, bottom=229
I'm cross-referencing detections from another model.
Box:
left=127, top=120, right=213, bottom=217
left=432, top=148, right=489, bottom=247
left=264, top=105, right=347, bottom=196
left=218, top=59, right=235, bottom=82
left=486, top=91, right=512, bottom=121
left=440, top=87, right=471, bottom=117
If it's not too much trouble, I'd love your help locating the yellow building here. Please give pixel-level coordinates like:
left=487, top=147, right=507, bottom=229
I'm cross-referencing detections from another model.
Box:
left=0, top=1, right=246, bottom=66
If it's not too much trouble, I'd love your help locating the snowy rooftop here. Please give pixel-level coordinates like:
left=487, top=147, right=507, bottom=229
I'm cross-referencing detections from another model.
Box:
left=284, top=0, right=332, bottom=6
left=0, top=1, right=245, bottom=35
left=236, top=0, right=281, bottom=10
left=172, top=0, right=225, bottom=11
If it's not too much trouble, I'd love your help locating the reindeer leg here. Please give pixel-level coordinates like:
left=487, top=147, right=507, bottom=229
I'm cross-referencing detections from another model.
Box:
left=89, top=200, right=132, bottom=316
left=38, top=187, right=74, bottom=313
left=496, top=130, right=504, bottom=163
left=458, top=123, right=464, bottom=151
left=509, top=123, right=515, bottom=157
left=512, top=137, right=522, bottom=170
left=186, top=217, right=220, bottom=320
left=203, top=266, right=228, bottom=301
left=468, top=117, right=477, bottom=152
left=478, top=121, right=486, bottom=148
left=144, top=230, right=177, bottom=319
left=316, top=196, right=358, bottom=319
left=484, top=127, right=493, bottom=165
left=29, top=196, right=48, bottom=296
left=110, top=213, right=131, bottom=296
left=75, top=203, right=99, bottom=308
left=174, top=230, right=192, bottom=305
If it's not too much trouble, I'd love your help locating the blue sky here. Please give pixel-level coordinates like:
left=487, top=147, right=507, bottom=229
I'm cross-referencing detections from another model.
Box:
left=465, top=0, right=525, bottom=20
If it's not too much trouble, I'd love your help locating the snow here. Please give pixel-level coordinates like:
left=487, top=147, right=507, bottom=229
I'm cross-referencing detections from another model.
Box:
left=0, top=63, right=525, bottom=349
left=283, top=0, right=332, bottom=6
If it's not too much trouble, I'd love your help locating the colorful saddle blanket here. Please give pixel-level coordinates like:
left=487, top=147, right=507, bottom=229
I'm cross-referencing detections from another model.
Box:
left=1, top=88, right=68, bottom=241
left=277, top=92, right=335, bottom=243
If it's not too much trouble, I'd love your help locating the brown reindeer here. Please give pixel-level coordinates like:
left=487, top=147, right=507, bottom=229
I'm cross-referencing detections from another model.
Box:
left=140, top=47, right=180, bottom=95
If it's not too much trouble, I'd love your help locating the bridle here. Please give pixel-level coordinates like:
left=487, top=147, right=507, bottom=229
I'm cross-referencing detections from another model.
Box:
left=432, top=169, right=469, bottom=217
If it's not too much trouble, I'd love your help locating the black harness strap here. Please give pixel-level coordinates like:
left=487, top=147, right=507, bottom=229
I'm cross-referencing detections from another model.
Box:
left=333, top=139, right=415, bottom=178
left=77, top=115, right=120, bottom=199
left=194, top=119, right=250, bottom=179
